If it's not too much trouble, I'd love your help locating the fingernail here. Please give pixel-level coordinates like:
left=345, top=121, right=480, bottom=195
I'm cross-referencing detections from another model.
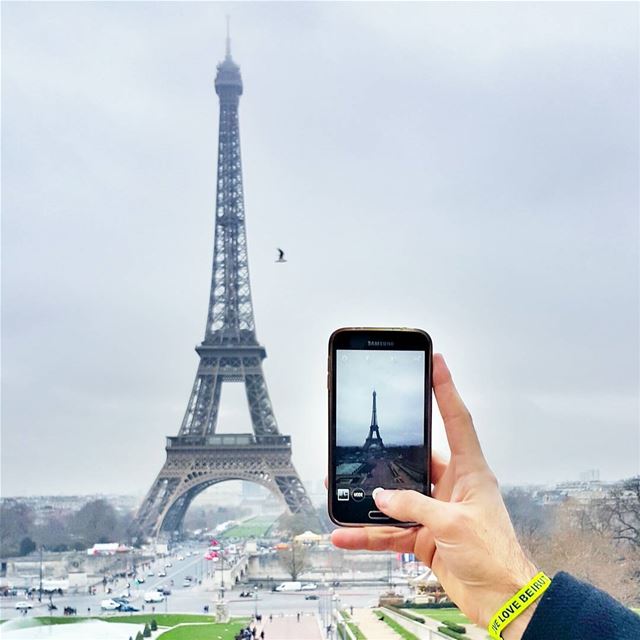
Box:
left=373, top=487, right=392, bottom=508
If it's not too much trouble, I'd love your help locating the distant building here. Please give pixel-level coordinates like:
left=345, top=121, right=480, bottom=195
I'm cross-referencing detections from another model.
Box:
left=86, top=543, right=131, bottom=556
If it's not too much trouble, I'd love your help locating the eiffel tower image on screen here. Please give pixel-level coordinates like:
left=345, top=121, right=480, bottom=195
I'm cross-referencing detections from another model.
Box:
left=134, top=35, right=316, bottom=539
left=362, top=391, right=385, bottom=451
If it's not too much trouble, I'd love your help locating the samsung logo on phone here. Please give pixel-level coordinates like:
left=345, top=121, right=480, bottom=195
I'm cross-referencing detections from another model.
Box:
left=368, top=340, right=394, bottom=347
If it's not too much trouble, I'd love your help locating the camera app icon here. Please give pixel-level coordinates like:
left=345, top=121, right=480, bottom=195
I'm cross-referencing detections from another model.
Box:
left=337, top=488, right=350, bottom=501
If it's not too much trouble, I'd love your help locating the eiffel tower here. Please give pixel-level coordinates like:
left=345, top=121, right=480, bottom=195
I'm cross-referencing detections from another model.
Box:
left=134, top=32, right=316, bottom=539
left=362, top=390, right=385, bottom=451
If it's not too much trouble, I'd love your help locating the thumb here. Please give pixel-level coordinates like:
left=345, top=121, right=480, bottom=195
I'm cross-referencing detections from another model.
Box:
left=373, top=488, right=449, bottom=531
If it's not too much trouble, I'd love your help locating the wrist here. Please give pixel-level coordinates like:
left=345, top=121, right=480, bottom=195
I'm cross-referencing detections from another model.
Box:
left=500, top=600, right=539, bottom=640
left=481, top=558, right=539, bottom=630
left=485, top=562, right=549, bottom=640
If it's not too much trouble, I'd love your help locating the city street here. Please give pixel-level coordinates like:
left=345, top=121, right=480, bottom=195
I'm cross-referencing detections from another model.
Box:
left=0, top=584, right=390, bottom=622
left=0, top=543, right=400, bottom=623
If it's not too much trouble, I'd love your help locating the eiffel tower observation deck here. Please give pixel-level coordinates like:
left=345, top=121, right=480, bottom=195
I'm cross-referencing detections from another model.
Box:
left=134, top=31, right=317, bottom=539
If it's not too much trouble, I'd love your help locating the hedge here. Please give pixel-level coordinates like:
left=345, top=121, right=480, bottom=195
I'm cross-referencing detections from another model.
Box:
left=384, top=605, right=425, bottom=624
left=403, top=601, right=456, bottom=609
left=442, top=620, right=466, bottom=634
left=437, top=626, right=466, bottom=639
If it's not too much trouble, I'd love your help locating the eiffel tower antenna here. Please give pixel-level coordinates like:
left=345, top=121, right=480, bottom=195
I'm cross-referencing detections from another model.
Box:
left=134, top=30, right=317, bottom=539
left=225, top=15, right=231, bottom=58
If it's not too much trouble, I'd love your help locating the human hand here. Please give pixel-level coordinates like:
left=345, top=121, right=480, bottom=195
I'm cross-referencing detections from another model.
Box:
left=331, top=354, right=539, bottom=640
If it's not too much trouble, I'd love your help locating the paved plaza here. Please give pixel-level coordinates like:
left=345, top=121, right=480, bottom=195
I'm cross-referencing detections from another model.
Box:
left=256, top=613, right=323, bottom=640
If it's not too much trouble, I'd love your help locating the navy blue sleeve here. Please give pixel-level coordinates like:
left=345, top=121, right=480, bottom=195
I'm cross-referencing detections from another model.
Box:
left=522, top=571, right=640, bottom=640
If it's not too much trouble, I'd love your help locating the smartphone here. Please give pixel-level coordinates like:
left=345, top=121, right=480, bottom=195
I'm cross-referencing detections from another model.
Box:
left=328, top=327, right=432, bottom=527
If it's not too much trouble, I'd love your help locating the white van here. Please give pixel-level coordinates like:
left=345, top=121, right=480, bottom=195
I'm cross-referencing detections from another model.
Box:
left=274, top=581, right=302, bottom=592
left=143, top=591, right=165, bottom=603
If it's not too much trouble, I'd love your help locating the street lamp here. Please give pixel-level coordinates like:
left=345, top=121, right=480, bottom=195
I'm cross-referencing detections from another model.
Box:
left=328, top=587, right=335, bottom=639
left=218, top=544, right=225, bottom=601
left=253, top=584, right=258, bottom=618
left=38, top=546, right=43, bottom=603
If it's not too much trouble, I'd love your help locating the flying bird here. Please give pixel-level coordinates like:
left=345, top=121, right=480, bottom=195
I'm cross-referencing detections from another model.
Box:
left=276, top=248, right=287, bottom=263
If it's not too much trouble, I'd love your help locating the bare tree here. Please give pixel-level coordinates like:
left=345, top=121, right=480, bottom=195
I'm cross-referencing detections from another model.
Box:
left=0, top=501, right=35, bottom=556
left=531, top=501, right=640, bottom=606
left=277, top=541, right=310, bottom=581
left=599, top=477, right=640, bottom=548
left=503, top=488, right=554, bottom=538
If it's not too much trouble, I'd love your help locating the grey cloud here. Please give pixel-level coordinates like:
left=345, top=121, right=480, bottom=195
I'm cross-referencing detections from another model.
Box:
left=1, top=2, right=638, bottom=497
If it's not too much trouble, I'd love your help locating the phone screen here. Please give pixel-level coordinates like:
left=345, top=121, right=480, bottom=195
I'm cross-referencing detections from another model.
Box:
left=329, top=329, right=431, bottom=526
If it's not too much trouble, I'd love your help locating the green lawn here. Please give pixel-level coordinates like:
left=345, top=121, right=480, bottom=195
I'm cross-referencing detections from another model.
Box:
left=7, top=614, right=245, bottom=633
left=157, top=621, right=246, bottom=640
left=409, top=607, right=471, bottom=626
left=102, top=614, right=217, bottom=626
left=339, top=609, right=366, bottom=639
left=374, top=610, right=419, bottom=640
left=221, top=516, right=277, bottom=538
left=347, top=621, right=367, bottom=640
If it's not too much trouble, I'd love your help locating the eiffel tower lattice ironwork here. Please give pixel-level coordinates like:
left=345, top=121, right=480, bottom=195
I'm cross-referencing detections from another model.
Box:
left=362, top=390, right=385, bottom=451
left=134, top=34, right=316, bottom=539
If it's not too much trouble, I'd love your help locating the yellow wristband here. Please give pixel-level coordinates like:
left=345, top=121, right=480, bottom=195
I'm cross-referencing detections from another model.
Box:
left=488, top=571, right=551, bottom=639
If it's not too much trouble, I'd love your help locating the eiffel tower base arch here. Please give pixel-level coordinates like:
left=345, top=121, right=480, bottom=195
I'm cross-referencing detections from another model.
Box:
left=134, top=435, right=316, bottom=539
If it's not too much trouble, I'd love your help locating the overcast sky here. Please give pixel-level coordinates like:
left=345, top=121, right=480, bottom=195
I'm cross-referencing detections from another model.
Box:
left=2, top=2, right=638, bottom=499
left=336, top=350, right=425, bottom=446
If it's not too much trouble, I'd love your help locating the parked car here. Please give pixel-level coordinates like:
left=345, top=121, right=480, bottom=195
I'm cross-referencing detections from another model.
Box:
left=118, top=604, right=140, bottom=612
left=135, top=576, right=145, bottom=584
left=158, top=570, right=167, bottom=577
left=15, top=601, right=33, bottom=610
left=301, top=583, right=318, bottom=591
left=147, top=571, right=155, bottom=577
left=63, top=606, right=77, bottom=615
left=160, top=587, right=172, bottom=596
left=181, top=579, right=192, bottom=588
left=305, top=594, right=319, bottom=600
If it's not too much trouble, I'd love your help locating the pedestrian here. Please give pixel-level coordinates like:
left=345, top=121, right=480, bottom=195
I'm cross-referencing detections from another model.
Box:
left=296, top=612, right=300, bottom=622
left=260, top=631, right=265, bottom=640
left=269, top=614, right=272, bottom=623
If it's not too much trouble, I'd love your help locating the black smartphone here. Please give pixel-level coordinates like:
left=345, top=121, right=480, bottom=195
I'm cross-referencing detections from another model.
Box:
left=328, top=327, right=433, bottom=527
